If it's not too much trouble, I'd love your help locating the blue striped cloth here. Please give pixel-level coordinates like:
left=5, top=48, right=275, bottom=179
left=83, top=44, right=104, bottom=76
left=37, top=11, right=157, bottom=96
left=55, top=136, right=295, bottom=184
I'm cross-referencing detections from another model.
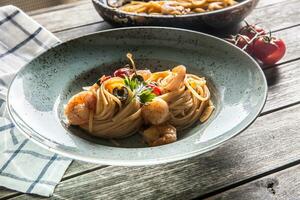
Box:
left=0, top=5, right=72, bottom=197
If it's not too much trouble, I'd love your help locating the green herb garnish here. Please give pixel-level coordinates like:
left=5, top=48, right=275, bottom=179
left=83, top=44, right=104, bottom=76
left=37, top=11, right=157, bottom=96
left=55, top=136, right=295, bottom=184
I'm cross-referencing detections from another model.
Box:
left=139, top=89, right=156, bottom=104
left=124, top=76, right=140, bottom=90
left=124, top=53, right=156, bottom=104
left=124, top=76, right=156, bottom=104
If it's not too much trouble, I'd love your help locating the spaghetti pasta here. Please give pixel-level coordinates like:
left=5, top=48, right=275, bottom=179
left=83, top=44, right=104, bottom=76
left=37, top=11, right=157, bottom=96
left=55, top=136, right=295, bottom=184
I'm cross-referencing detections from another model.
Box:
left=118, top=0, right=238, bottom=15
left=64, top=53, right=214, bottom=147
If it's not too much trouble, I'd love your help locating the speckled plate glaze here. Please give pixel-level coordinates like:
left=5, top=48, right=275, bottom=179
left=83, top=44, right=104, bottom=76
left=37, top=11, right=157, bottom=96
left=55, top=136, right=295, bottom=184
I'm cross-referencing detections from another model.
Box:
left=7, top=27, right=267, bottom=166
left=92, top=0, right=259, bottom=28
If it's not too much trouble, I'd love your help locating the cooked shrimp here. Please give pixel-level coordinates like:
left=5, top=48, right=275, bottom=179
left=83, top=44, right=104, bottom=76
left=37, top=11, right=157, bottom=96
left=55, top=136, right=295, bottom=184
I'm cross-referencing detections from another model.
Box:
left=148, top=70, right=170, bottom=82
left=161, top=2, right=185, bottom=15
left=137, top=70, right=152, bottom=81
left=88, top=83, right=99, bottom=92
left=64, top=91, right=97, bottom=125
left=143, top=124, right=177, bottom=146
left=208, top=2, right=223, bottom=10
left=141, top=97, right=169, bottom=125
left=163, top=65, right=186, bottom=91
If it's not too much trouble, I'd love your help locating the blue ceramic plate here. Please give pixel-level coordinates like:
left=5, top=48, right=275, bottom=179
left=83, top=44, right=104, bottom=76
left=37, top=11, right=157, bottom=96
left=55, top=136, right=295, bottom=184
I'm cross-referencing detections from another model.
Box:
left=7, top=27, right=267, bottom=166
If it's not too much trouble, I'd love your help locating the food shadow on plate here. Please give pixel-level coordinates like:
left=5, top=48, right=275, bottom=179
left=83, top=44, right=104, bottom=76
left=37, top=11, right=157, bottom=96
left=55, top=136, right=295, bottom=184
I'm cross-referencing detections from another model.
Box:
left=59, top=58, right=220, bottom=148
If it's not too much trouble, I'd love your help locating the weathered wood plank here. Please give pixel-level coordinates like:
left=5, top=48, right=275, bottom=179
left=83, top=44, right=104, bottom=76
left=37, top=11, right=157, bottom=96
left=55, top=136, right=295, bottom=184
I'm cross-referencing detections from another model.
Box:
left=28, top=0, right=89, bottom=16
left=8, top=103, right=300, bottom=200
left=31, top=1, right=102, bottom=33
left=61, top=161, right=100, bottom=179
left=256, top=0, right=288, bottom=8
left=0, top=188, right=16, bottom=200
left=264, top=56, right=300, bottom=112
left=246, top=0, right=300, bottom=31
left=54, top=21, right=112, bottom=41
left=207, top=164, right=300, bottom=200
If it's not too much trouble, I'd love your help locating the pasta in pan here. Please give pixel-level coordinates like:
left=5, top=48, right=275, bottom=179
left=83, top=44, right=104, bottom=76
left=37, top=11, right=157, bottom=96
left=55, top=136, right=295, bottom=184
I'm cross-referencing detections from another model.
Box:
left=117, top=0, right=238, bottom=15
left=64, top=53, right=214, bottom=146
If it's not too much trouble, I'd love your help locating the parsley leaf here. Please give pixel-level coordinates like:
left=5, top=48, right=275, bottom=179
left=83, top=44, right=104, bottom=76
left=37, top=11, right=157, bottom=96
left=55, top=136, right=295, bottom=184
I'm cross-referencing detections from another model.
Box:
left=124, top=76, right=156, bottom=104
left=139, top=89, right=156, bottom=104
left=124, top=76, right=141, bottom=90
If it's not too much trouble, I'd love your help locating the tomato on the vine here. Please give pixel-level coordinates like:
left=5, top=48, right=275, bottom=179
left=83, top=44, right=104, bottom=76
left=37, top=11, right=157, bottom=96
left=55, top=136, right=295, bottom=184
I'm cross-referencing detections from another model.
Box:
left=239, top=23, right=265, bottom=39
left=226, top=22, right=286, bottom=66
left=227, top=34, right=253, bottom=53
left=252, top=35, right=286, bottom=65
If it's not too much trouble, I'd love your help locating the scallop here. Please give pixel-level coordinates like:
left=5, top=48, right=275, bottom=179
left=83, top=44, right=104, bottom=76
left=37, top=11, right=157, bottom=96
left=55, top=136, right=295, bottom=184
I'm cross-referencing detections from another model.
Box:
left=141, top=97, right=169, bottom=125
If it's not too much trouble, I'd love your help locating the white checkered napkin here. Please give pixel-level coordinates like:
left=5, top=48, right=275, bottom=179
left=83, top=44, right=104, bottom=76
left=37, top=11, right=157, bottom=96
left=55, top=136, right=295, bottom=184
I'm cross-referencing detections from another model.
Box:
left=0, top=5, right=72, bottom=197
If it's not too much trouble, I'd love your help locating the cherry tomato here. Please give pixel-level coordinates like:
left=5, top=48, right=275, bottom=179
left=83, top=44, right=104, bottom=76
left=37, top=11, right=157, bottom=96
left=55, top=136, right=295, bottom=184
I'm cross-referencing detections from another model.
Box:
left=113, top=68, right=132, bottom=78
left=252, top=35, right=286, bottom=65
left=227, top=35, right=253, bottom=53
left=236, top=35, right=252, bottom=52
left=147, top=84, right=162, bottom=95
left=240, top=23, right=265, bottom=39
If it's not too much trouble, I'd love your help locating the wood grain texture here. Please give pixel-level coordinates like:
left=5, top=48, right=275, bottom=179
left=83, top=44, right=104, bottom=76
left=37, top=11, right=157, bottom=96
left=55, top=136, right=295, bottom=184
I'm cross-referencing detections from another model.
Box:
left=247, top=0, right=300, bottom=32
left=31, top=0, right=101, bottom=33
left=28, top=0, right=88, bottom=16
left=207, top=164, right=300, bottom=200
left=0, top=189, right=16, bottom=200
left=256, top=0, right=289, bottom=8
left=8, top=103, right=300, bottom=200
left=54, top=21, right=112, bottom=41
left=264, top=57, right=300, bottom=112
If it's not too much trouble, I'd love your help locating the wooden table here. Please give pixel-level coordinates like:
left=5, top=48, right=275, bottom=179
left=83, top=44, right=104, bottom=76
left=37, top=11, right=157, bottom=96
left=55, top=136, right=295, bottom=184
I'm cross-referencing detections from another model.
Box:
left=1, top=0, right=300, bottom=199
